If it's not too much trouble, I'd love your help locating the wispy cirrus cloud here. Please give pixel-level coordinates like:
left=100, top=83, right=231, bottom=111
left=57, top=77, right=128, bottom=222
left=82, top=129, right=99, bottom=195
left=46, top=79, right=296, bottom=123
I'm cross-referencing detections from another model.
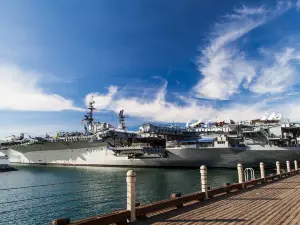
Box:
left=286, top=91, right=300, bottom=96
left=250, top=47, right=300, bottom=94
left=0, top=63, right=82, bottom=111
left=193, top=1, right=293, bottom=100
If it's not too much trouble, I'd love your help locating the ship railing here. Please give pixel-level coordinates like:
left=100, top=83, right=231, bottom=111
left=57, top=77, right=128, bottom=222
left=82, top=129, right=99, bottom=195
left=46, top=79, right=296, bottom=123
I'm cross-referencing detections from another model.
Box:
left=108, top=146, right=166, bottom=151
left=109, top=146, right=144, bottom=150
left=48, top=135, right=93, bottom=142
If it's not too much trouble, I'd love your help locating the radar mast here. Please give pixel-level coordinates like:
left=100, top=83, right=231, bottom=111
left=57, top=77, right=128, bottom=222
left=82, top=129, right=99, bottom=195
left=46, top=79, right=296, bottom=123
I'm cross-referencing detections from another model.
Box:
left=118, top=109, right=126, bottom=130
left=83, top=97, right=96, bottom=133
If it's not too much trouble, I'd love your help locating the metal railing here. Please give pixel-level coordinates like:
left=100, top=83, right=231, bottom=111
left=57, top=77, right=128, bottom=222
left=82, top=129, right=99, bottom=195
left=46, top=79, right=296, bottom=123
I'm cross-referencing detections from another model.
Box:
left=244, top=168, right=255, bottom=181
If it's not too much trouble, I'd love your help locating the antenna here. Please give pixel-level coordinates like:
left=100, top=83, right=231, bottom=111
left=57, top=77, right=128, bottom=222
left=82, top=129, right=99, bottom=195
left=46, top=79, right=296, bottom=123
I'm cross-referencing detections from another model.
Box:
left=118, top=109, right=126, bottom=130
left=82, top=96, right=97, bottom=134
left=84, top=96, right=96, bottom=124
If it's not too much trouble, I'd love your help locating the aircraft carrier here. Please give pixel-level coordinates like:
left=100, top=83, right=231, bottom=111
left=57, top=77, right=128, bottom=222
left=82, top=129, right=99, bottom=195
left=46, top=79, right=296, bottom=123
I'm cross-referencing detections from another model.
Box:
left=1, top=99, right=300, bottom=168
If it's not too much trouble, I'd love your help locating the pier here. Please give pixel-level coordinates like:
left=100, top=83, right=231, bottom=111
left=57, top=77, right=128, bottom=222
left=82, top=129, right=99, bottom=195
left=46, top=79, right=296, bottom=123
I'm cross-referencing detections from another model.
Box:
left=52, top=160, right=300, bottom=225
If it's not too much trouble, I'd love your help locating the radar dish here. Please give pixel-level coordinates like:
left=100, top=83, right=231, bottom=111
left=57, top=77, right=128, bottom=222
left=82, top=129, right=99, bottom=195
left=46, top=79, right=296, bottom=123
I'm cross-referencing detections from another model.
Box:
left=274, top=114, right=282, bottom=120
left=268, top=112, right=276, bottom=120
left=261, top=113, right=268, bottom=121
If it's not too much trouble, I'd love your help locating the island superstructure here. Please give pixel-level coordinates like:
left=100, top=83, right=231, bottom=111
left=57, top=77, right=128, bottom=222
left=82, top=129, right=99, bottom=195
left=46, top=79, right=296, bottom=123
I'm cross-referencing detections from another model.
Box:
left=1, top=100, right=300, bottom=168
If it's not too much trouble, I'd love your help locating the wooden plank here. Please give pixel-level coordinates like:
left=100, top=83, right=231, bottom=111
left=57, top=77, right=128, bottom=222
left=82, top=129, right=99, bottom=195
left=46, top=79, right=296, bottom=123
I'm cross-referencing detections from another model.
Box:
left=225, top=175, right=300, bottom=224
left=277, top=196, right=300, bottom=225
left=230, top=177, right=300, bottom=224
left=289, top=202, right=300, bottom=225
left=70, top=210, right=130, bottom=225
left=245, top=185, right=298, bottom=224
left=207, top=190, right=277, bottom=223
left=156, top=181, right=281, bottom=224
left=241, top=188, right=290, bottom=224
left=135, top=173, right=300, bottom=225
left=203, top=184, right=285, bottom=225
left=260, top=188, right=300, bottom=224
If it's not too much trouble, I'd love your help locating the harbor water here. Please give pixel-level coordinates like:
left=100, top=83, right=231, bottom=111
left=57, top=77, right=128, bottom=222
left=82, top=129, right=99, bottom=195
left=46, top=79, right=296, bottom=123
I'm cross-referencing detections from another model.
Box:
left=0, top=164, right=267, bottom=225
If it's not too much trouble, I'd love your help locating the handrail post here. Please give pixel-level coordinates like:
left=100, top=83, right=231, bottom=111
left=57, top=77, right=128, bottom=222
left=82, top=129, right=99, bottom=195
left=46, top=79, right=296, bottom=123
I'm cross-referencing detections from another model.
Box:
left=127, top=170, right=136, bottom=222
left=295, top=160, right=298, bottom=171
left=200, top=165, right=208, bottom=199
left=287, top=160, right=291, bottom=173
left=260, top=162, right=265, bottom=181
left=276, top=161, right=280, bottom=176
left=237, top=163, right=244, bottom=189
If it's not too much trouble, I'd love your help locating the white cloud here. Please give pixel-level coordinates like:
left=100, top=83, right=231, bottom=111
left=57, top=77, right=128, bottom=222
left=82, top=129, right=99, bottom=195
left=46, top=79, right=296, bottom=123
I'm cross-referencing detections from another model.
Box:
left=250, top=47, right=300, bottom=94
left=0, top=63, right=82, bottom=111
left=89, top=83, right=271, bottom=123
left=297, top=0, right=300, bottom=10
left=194, top=48, right=256, bottom=99
left=85, top=86, right=118, bottom=111
left=193, top=1, right=293, bottom=100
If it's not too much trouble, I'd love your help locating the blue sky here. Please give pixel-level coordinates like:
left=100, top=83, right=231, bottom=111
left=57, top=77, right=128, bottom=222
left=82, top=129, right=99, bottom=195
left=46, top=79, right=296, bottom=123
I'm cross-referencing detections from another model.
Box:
left=0, top=0, right=300, bottom=137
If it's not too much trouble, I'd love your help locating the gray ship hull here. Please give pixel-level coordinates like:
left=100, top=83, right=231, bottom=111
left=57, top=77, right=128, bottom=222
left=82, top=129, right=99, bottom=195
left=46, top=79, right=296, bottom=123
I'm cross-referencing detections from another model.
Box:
left=167, top=147, right=300, bottom=168
left=2, top=144, right=300, bottom=169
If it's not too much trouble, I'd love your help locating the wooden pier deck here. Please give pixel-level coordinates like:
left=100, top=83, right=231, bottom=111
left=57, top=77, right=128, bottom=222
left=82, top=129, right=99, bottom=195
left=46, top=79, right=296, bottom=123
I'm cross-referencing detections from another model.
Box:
left=136, top=174, right=300, bottom=225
